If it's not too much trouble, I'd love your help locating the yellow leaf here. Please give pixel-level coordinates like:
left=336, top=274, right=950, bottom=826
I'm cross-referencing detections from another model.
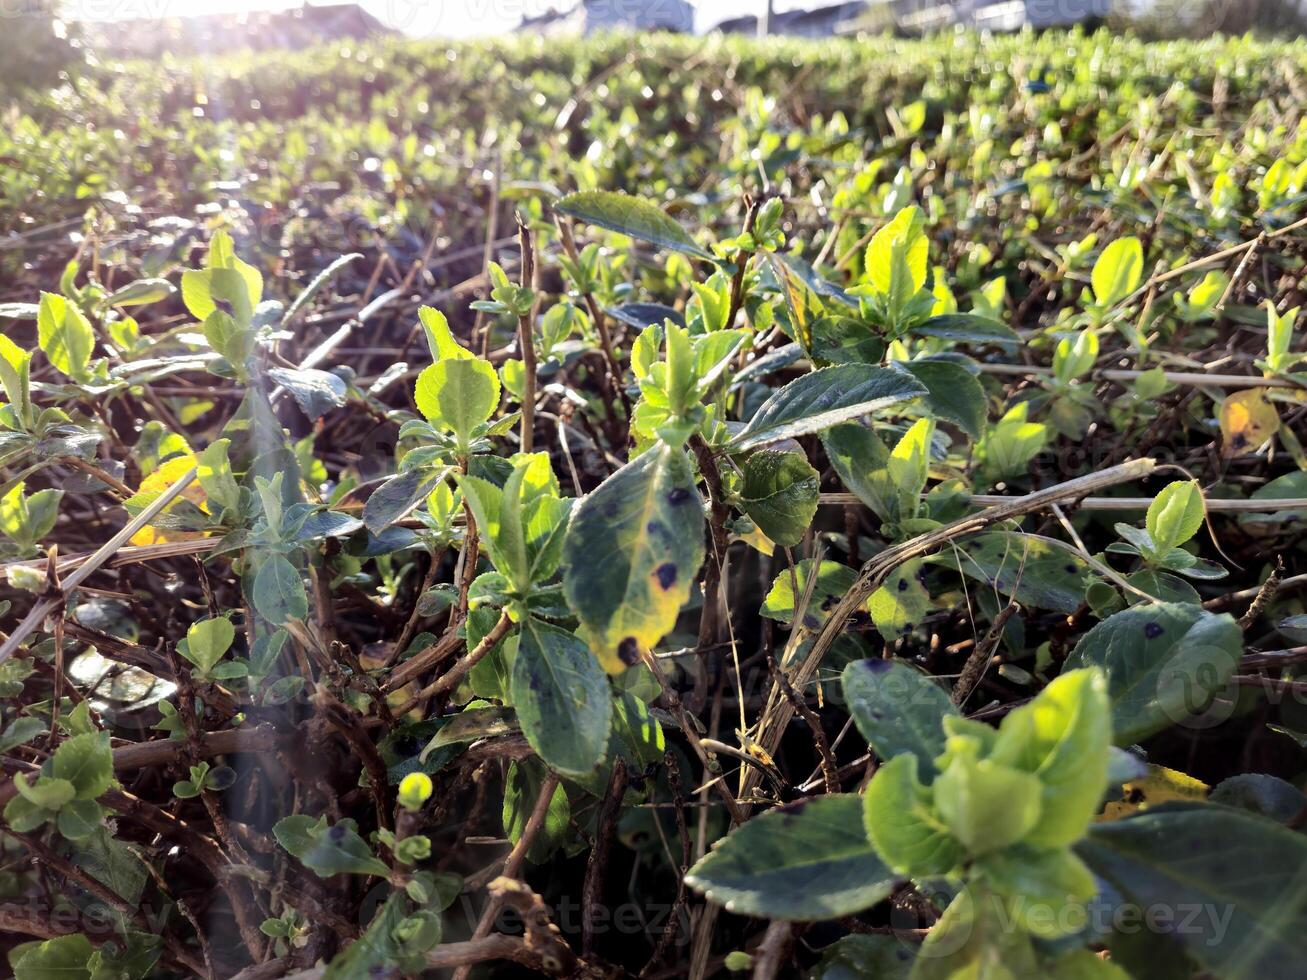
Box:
left=129, top=455, right=209, bottom=546
left=1098, top=765, right=1208, bottom=822
left=1219, top=388, right=1279, bottom=457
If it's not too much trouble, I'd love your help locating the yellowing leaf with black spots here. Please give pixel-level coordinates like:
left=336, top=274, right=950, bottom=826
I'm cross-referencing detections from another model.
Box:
left=868, top=558, right=932, bottom=640
left=1220, top=388, right=1279, bottom=457
left=561, top=444, right=704, bottom=674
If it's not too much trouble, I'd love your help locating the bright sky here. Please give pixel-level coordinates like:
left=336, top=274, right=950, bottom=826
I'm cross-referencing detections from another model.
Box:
left=71, top=0, right=828, bottom=37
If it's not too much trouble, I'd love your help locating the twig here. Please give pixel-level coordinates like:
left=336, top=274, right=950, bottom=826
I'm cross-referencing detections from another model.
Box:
left=765, top=655, right=838, bottom=793
left=751, top=920, right=795, bottom=980
left=582, top=759, right=628, bottom=958
left=743, top=458, right=1157, bottom=803
left=452, top=772, right=562, bottom=980
left=952, top=601, right=1019, bottom=707
left=389, top=609, right=513, bottom=713
left=1238, top=556, right=1284, bottom=630
left=817, top=492, right=1307, bottom=513
left=517, top=214, right=538, bottom=453
left=976, top=362, right=1305, bottom=390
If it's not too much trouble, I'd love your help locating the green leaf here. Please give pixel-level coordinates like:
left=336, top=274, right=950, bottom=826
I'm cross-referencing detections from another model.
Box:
left=418, top=306, right=474, bottom=361
left=71, top=825, right=148, bottom=921
left=886, top=416, right=934, bottom=520
left=686, top=794, right=900, bottom=920
left=974, top=401, right=1051, bottom=485
left=37, top=293, right=94, bottom=381
left=1091, top=236, right=1144, bottom=307
left=822, top=423, right=894, bottom=522
left=1145, top=480, right=1205, bottom=553
left=414, top=357, right=500, bottom=444
left=320, top=893, right=406, bottom=980
left=562, top=444, right=704, bottom=674
left=11, top=933, right=94, bottom=980
left=842, top=658, right=956, bottom=778
left=898, top=360, right=987, bottom=439
left=1080, top=805, right=1307, bottom=979
left=737, top=450, right=819, bottom=547
left=941, top=531, right=1087, bottom=614
left=912, top=314, right=1020, bottom=348
left=52, top=732, right=114, bottom=800
left=106, top=277, right=175, bottom=308
left=910, top=883, right=1039, bottom=980
left=196, top=438, right=240, bottom=513
left=810, top=935, right=914, bottom=980
left=13, top=774, right=76, bottom=811
left=459, top=467, right=531, bottom=593
left=273, top=815, right=390, bottom=878
left=268, top=367, right=347, bottom=421
left=364, top=469, right=440, bottom=535
left=989, top=668, right=1111, bottom=849
left=178, top=616, right=235, bottom=674
left=202, top=309, right=254, bottom=371
left=252, top=555, right=309, bottom=624
left=0, top=716, right=45, bottom=754
left=555, top=190, right=713, bottom=260
left=1064, top=603, right=1242, bottom=744
left=976, top=846, right=1098, bottom=939
left=510, top=617, right=612, bottom=777
left=56, top=799, right=104, bottom=840
left=863, top=754, right=964, bottom=877
left=729, top=364, right=926, bottom=451
left=503, top=761, right=572, bottom=864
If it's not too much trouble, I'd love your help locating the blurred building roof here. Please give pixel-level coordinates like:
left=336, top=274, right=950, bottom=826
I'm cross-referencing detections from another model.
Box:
left=517, top=0, right=695, bottom=35
left=715, top=1, right=871, bottom=36
left=82, top=4, right=393, bottom=59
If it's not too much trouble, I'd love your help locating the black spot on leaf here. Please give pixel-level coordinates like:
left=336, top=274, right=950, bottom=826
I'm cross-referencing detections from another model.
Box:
left=667, top=487, right=691, bottom=505
left=1144, top=622, right=1164, bottom=639
left=618, top=637, right=641, bottom=666
left=655, top=563, right=677, bottom=589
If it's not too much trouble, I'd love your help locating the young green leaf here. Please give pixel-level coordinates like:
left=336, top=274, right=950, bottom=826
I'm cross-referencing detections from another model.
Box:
left=414, top=357, right=500, bottom=445
left=988, top=667, right=1111, bottom=849
left=864, top=206, right=928, bottom=300
left=252, top=555, right=309, bottom=624
left=1090, top=237, right=1143, bottom=307
left=51, top=732, right=114, bottom=801
left=1145, top=479, right=1205, bottom=553
left=863, top=753, right=964, bottom=877
left=179, top=616, right=236, bottom=675
left=37, top=292, right=94, bottom=381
